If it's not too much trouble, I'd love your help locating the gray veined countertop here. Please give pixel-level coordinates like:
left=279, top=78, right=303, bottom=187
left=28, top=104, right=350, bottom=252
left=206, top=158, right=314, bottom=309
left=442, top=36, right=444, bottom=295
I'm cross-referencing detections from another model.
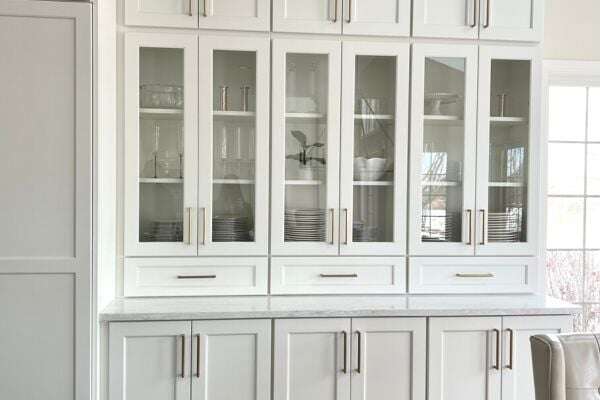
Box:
left=99, top=294, right=580, bottom=322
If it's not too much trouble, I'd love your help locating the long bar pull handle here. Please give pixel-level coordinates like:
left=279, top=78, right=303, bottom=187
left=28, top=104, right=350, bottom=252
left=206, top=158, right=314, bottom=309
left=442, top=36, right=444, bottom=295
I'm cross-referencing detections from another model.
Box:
left=332, top=0, right=338, bottom=22
left=465, top=209, right=473, bottom=245
left=196, top=335, right=201, bottom=378
left=469, top=0, right=477, bottom=27
left=329, top=208, right=335, bottom=245
left=506, top=329, right=514, bottom=370
left=455, top=273, right=495, bottom=278
left=346, top=0, right=352, bottom=23
left=201, top=207, right=207, bottom=245
left=479, top=209, right=487, bottom=245
left=320, top=273, right=358, bottom=278
left=343, top=208, right=349, bottom=245
left=184, top=207, right=192, bottom=245
left=483, top=0, right=491, bottom=28
left=177, top=275, right=217, bottom=280
left=342, top=331, right=348, bottom=373
left=203, top=0, right=209, bottom=17
left=492, top=329, right=500, bottom=370
left=188, top=0, right=193, bottom=16
left=355, top=331, right=362, bottom=373
left=180, top=335, right=186, bottom=378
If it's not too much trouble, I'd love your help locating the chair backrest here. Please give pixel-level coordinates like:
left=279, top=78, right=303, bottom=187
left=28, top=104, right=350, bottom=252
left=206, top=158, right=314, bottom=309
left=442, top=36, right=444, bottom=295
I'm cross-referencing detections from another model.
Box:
left=530, top=334, right=600, bottom=400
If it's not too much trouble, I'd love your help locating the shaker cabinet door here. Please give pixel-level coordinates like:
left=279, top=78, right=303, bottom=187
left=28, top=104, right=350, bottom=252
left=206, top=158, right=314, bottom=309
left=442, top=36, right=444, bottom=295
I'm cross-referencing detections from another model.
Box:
left=479, top=0, right=544, bottom=41
left=412, top=0, right=479, bottom=39
left=273, top=0, right=343, bottom=34
left=342, top=0, right=410, bottom=37
left=109, top=322, right=192, bottom=400
left=198, top=0, right=270, bottom=31
left=125, top=0, right=198, bottom=28
left=274, top=319, right=351, bottom=400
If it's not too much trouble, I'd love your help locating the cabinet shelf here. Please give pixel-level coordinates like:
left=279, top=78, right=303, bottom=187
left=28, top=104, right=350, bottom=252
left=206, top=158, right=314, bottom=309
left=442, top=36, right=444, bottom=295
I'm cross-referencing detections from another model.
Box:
left=354, top=114, right=394, bottom=120
left=213, top=178, right=255, bottom=185
left=285, top=179, right=323, bottom=186
left=422, top=181, right=461, bottom=187
left=213, top=110, right=256, bottom=118
left=140, top=108, right=183, bottom=115
left=139, top=178, right=183, bottom=184
left=354, top=181, right=394, bottom=186
left=285, top=112, right=326, bottom=119
left=490, top=116, right=528, bottom=126
left=424, top=115, right=463, bottom=126
left=489, top=181, right=525, bottom=188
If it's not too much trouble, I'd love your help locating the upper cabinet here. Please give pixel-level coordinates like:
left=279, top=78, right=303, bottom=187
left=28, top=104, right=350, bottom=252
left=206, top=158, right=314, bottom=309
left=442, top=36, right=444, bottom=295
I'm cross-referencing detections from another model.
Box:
left=125, top=0, right=270, bottom=31
left=413, top=0, right=544, bottom=41
left=271, top=39, right=409, bottom=256
left=273, top=0, right=411, bottom=36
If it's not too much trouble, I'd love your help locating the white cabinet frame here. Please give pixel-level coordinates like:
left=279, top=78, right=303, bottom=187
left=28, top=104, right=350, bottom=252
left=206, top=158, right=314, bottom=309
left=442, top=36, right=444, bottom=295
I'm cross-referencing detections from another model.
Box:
left=124, top=33, right=199, bottom=257
left=475, top=45, right=541, bottom=256
left=340, top=42, right=409, bottom=256
left=271, top=39, right=342, bottom=256
left=409, top=43, right=479, bottom=256
left=197, top=0, right=270, bottom=31
left=198, top=35, right=270, bottom=256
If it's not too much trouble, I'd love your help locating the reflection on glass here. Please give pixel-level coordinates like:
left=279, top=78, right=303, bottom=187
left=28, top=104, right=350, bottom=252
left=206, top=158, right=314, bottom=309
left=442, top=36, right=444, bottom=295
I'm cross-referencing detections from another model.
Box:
left=138, top=47, right=185, bottom=243
left=421, top=57, right=465, bottom=243
left=212, top=50, right=257, bottom=242
left=352, top=55, right=396, bottom=243
left=284, top=53, right=329, bottom=243
left=487, top=60, right=530, bottom=243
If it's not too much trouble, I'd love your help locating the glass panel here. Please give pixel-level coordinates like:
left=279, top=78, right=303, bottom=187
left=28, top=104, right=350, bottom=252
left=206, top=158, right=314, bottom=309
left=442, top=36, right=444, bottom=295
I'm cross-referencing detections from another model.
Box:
left=212, top=51, right=257, bottom=242
left=585, top=305, right=600, bottom=332
left=548, top=143, right=585, bottom=195
left=587, top=144, right=600, bottom=195
left=586, top=198, right=600, bottom=249
left=421, top=57, right=466, bottom=243
left=487, top=60, right=530, bottom=243
left=284, top=53, right=329, bottom=243
left=548, top=86, right=587, bottom=142
left=139, top=47, right=185, bottom=243
left=352, top=55, right=396, bottom=243
left=546, top=250, right=583, bottom=303
left=585, top=251, right=600, bottom=302
left=546, top=197, right=584, bottom=249
left=588, top=88, right=600, bottom=142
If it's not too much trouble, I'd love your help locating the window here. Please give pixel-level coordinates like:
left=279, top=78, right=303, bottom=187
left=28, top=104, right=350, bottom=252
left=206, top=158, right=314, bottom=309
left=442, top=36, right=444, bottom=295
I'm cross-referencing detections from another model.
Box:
left=547, top=85, right=600, bottom=332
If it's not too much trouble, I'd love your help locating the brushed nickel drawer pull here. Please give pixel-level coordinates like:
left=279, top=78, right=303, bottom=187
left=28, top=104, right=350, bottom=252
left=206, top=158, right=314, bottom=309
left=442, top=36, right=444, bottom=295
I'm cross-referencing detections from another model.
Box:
left=319, top=273, right=358, bottom=278
left=506, top=328, right=514, bottom=370
left=455, top=273, right=495, bottom=278
left=177, top=275, right=217, bottom=279
left=196, top=335, right=201, bottom=378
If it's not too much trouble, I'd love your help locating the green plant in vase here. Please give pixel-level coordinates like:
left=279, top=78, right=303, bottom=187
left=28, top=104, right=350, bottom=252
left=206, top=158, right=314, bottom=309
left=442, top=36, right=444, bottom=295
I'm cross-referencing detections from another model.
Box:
left=286, top=130, right=325, bottom=180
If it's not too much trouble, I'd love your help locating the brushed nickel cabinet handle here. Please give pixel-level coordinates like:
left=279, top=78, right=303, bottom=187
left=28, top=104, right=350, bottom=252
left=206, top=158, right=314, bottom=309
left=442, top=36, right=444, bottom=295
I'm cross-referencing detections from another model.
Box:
left=184, top=207, right=192, bottom=244
left=469, top=0, right=477, bottom=27
left=320, top=273, right=358, bottom=278
left=329, top=208, right=335, bottom=244
left=332, top=0, right=338, bottom=22
left=455, top=272, right=494, bottom=278
left=201, top=207, right=207, bottom=245
left=483, top=0, right=491, bottom=28
left=506, top=329, right=514, bottom=370
left=479, top=209, right=487, bottom=245
left=180, top=335, right=186, bottom=378
left=343, top=208, right=349, bottom=245
left=188, top=0, right=193, bottom=16
left=196, top=335, right=201, bottom=378
left=355, top=331, right=362, bottom=373
left=342, top=331, right=348, bottom=373
left=177, top=275, right=216, bottom=279
left=203, top=0, right=209, bottom=17
left=346, top=0, right=352, bottom=23
left=492, top=329, right=500, bottom=370
left=465, top=209, right=473, bottom=245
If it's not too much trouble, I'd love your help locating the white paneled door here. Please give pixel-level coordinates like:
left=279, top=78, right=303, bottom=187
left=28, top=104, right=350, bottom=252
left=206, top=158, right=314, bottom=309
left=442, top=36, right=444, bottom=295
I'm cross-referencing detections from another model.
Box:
left=479, top=0, right=544, bottom=41
left=125, top=0, right=199, bottom=28
left=429, top=317, right=502, bottom=400
left=274, top=318, right=351, bottom=400
left=273, top=0, right=343, bottom=34
left=342, top=0, right=411, bottom=36
left=0, top=2, right=91, bottom=400
left=198, top=0, right=270, bottom=31
left=412, top=0, right=479, bottom=39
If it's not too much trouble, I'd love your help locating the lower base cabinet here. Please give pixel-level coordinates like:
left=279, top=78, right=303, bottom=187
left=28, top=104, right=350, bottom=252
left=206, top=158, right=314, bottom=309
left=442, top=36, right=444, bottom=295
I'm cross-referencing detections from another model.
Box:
left=273, top=317, right=427, bottom=400
left=428, top=316, right=571, bottom=400
left=109, top=320, right=271, bottom=400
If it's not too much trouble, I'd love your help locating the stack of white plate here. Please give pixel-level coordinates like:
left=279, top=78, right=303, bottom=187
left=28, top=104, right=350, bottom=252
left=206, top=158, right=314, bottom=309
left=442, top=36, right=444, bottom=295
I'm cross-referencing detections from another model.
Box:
left=488, top=212, right=521, bottom=242
left=353, top=222, right=379, bottom=242
left=212, top=215, right=251, bottom=242
left=421, top=212, right=458, bottom=242
left=142, top=220, right=183, bottom=242
left=285, top=208, right=327, bottom=242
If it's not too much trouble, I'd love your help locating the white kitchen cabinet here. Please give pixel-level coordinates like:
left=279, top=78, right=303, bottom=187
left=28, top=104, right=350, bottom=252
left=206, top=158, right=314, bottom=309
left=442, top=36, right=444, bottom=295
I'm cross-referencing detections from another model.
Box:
left=124, top=32, right=199, bottom=257
left=109, top=321, right=192, bottom=400
left=340, top=42, right=409, bottom=256
left=273, top=0, right=342, bottom=34
left=191, top=320, right=271, bottom=400
left=501, top=316, right=571, bottom=400
left=274, top=318, right=351, bottom=400
left=412, top=0, right=479, bottom=39
left=410, top=43, right=479, bottom=256
left=197, top=0, right=270, bottom=31
left=125, top=0, right=199, bottom=29
left=429, top=317, right=502, bottom=400
left=342, top=0, right=411, bottom=37
left=351, top=318, right=426, bottom=400
left=479, top=0, right=544, bottom=42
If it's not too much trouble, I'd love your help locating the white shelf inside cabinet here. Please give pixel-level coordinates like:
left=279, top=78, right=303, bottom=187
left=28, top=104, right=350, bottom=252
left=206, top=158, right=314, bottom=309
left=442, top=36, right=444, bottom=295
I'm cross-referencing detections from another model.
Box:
left=213, top=179, right=255, bottom=185
left=489, top=181, right=525, bottom=188
left=285, top=112, right=326, bottom=119
left=213, top=110, right=256, bottom=119
left=354, top=114, right=394, bottom=120
left=140, top=108, right=183, bottom=115
left=424, top=114, right=463, bottom=126
left=490, top=116, right=528, bottom=126
left=139, top=178, right=183, bottom=184
left=353, top=181, right=394, bottom=186
left=285, top=179, right=324, bottom=186
left=421, top=181, right=461, bottom=187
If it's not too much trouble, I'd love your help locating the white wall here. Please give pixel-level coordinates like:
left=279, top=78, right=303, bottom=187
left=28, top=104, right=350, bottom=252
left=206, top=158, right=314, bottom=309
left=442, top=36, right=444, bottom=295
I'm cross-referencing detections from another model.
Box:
left=545, top=0, right=600, bottom=61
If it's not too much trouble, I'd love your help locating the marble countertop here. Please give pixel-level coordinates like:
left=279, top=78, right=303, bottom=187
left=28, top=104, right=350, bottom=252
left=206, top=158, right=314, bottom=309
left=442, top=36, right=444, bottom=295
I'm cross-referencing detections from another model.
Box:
left=99, top=294, right=580, bottom=322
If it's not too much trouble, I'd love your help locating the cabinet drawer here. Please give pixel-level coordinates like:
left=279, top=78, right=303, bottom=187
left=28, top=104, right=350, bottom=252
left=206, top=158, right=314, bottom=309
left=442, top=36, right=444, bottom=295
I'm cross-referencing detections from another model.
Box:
left=409, top=257, right=536, bottom=294
left=124, top=257, right=268, bottom=297
left=271, top=257, right=406, bottom=294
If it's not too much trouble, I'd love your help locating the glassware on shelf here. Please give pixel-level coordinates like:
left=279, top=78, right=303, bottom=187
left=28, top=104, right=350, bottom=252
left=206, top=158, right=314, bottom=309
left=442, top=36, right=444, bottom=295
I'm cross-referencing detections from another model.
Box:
left=156, top=150, right=181, bottom=179
left=495, top=93, right=508, bottom=117
left=424, top=92, right=461, bottom=115
left=219, top=86, right=229, bottom=111
left=240, top=86, right=251, bottom=112
left=140, top=84, right=183, bottom=109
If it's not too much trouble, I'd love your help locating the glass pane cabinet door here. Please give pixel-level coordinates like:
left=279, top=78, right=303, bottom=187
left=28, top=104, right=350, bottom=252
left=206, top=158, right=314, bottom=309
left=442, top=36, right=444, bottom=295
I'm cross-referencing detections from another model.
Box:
left=476, top=46, right=539, bottom=256
left=125, top=33, right=198, bottom=256
left=271, top=40, right=341, bottom=255
left=339, top=43, right=409, bottom=255
left=198, top=37, right=269, bottom=255
left=410, top=44, right=478, bottom=256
